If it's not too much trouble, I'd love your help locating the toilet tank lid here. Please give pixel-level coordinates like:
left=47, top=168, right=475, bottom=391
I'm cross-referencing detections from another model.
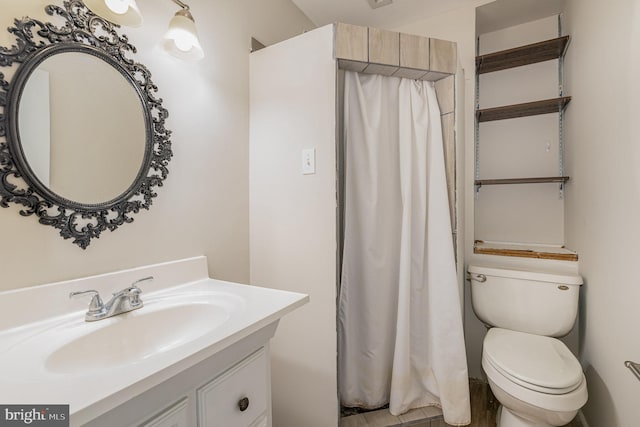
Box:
left=468, top=265, right=583, bottom=285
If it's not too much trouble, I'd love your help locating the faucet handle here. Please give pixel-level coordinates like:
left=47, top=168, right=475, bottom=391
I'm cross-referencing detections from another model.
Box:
left=69, top=290, right=105, bottom=315
left=126, top=285, right=143, bottom=306
left=130, top=276, right=153, bottom=288
left=124, top=276, right=152, bottom=306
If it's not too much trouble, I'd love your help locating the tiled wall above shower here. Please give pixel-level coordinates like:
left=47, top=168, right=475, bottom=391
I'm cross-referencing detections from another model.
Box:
left=334, top=23, right=457, bottom=81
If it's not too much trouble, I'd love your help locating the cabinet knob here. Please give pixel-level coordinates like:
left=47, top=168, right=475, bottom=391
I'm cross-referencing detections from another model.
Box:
left=238, top=397, right=250, bottom=412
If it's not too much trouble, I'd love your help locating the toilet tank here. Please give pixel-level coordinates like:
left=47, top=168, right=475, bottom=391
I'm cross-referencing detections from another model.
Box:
left=468, top=265, right=583, bottom=337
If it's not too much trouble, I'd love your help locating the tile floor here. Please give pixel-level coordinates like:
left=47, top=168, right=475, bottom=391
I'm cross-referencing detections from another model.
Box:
left=339, top=379, right=584, bottom=427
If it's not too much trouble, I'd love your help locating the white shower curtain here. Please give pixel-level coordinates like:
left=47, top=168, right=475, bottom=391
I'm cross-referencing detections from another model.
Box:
left=338, top=71, right=470, bottom=426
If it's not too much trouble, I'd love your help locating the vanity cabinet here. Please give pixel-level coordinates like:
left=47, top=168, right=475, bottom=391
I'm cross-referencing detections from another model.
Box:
left=136, top=348, right=270, bottom=427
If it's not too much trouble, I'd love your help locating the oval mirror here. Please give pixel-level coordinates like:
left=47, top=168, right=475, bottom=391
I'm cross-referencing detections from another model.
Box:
left=18, top=51, right=147, bottom=205
left=0, top=2, right=172, bottom=249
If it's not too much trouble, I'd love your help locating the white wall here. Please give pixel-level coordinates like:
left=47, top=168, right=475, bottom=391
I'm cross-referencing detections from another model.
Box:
left=564, top=0, right=640, bottom=425
left=0, top=0, right=312, bottom=291
left=249, top=25, right=338, bottom=427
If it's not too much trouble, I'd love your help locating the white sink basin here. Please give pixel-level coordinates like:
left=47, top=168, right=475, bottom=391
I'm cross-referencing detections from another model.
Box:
left=0, top=290, right=245, bottom=382
left=45, top=301, right=231, bottom=374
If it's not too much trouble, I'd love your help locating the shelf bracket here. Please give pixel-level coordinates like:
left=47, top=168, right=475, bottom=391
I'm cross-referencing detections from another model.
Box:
left=474, top=36, right=481, bottom=200
left=558, top=14, right=565, bottom=200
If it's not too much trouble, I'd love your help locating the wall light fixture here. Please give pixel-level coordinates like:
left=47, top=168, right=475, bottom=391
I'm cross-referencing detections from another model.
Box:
left=84, top=0, right=204, bottom=60
left=163, top=0, right=204, bottom=60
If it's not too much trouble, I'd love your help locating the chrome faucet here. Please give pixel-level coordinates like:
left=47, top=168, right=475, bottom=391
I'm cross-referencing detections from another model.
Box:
left=70, top=276, right=153, bottom=321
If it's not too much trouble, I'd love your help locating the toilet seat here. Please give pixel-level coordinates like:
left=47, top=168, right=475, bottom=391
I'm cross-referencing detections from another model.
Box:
left=482, top=353, right=588, bottom=414
left=483, top=328, right=583, bottom=394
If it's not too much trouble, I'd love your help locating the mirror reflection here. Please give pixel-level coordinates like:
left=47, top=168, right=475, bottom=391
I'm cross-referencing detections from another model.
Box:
left=18, top=52, right=146, bottom=205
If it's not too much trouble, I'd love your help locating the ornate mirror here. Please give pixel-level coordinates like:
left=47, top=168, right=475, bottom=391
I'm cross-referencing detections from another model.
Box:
left=0, top=0, right=172, bottom=249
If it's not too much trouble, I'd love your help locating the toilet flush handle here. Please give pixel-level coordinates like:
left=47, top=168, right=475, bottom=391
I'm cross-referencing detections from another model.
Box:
left=471, top=274, right=486, bottom=283
left=625, top=361, right=640, bottom=382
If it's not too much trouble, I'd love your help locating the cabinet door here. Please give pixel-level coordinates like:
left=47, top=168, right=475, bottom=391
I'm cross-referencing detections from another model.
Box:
left=139, top=399, right=189, bottom=427
left=197, top=348, right=268, bottom=427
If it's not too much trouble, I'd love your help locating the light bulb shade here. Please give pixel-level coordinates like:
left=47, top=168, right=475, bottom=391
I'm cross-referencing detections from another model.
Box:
left=163, top=12, right=204, bottom=61
left=85, top=0, right=143, bottom=27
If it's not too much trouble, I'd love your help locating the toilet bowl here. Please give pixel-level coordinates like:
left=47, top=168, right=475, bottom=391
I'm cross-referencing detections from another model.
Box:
left=482, top=328, right=587, bottom=427
left=468, top=265, right=588, bottom=427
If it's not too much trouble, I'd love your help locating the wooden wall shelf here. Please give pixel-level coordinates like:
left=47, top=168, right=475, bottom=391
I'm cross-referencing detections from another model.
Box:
left=476, top=36, right=570, bottom=74
left=476, top=96, right=571, bottom=122
left=473, top=241, right=578, bottom=261
left=475, top=176, right=570, bottom=186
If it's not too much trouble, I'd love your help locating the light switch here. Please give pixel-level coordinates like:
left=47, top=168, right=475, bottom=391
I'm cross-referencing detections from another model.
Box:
left=302, top=148, right=316, bottom=175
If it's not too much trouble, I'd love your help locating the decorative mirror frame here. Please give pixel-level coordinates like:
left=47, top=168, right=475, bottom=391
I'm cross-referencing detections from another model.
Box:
left=0, top=0, right=172, bottom=249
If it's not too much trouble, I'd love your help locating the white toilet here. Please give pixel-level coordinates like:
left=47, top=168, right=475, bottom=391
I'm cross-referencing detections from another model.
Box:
left=468, top=265, right=588, bottom=427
